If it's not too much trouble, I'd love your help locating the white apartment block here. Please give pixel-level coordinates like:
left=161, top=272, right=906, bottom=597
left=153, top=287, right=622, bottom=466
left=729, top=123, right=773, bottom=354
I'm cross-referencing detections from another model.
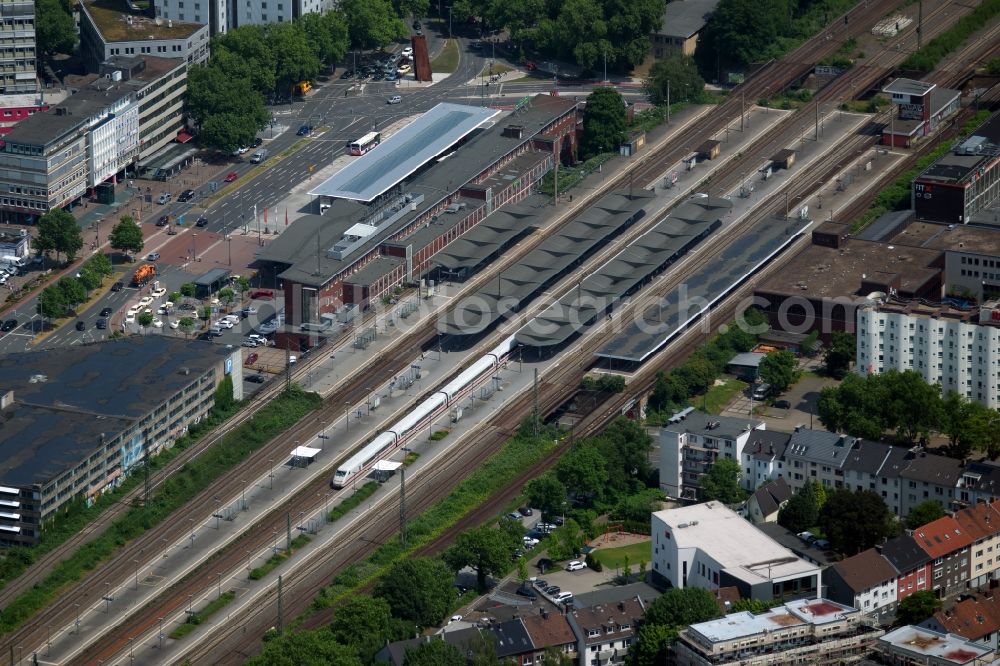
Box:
left=0, top=0, right=37, bottom=95
left=156, top=0, right=334, bottom=34
left=660, top=411, right=764, bottom=501
left=857, top=299, right=1000, bottom=409
left=86, top=93, right=139, bottom=187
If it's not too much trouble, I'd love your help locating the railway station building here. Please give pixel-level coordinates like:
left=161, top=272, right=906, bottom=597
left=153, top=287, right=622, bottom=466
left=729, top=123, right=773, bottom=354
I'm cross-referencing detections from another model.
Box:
left=0, top=338, right=240, bottom=547
left=256, top=96, right=578, bottom=348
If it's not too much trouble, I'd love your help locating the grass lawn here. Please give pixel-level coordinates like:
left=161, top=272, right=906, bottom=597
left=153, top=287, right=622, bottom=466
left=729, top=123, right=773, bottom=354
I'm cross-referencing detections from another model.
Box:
left=431, top=39, right=459, bottom=74
left=478, top=62, right=516, bottom=77
left=590, top=541, right=652, bottom=571
left=702, top=377, right=748, bottom=414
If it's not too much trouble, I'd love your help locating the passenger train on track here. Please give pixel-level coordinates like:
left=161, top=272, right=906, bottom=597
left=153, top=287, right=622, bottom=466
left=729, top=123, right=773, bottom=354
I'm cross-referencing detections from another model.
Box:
left=331, top=335, right=518, bottom=488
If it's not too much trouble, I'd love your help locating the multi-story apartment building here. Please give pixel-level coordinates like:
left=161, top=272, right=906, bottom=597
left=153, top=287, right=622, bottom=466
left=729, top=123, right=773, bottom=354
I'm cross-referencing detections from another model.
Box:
left=79, top=0, right=209, bottom=73
left=877, top=625, right=997, bottom=666
left=826, top=549, right=899, bottom=619
left=882, top=534, right=934, bottom=604
left=914, top=516, right=973, bottom=598
left=673, top=598, right=883, bottom=666
left=741, top=431, right=790, bottom=491
left=651, top=502, right=822, bottom=602
left=0, top=338, right=241, bottom=546
left=0, top=0, right=38, bottom=95
left=155, top=0, right=332, bottom=34
left=566, top=598, right=645, bottom=666
left=660, top=412, right=765, bottom=500
left=953, top=500, right=1000, bottom=588
left=857, top=298, right=1000, bottom=410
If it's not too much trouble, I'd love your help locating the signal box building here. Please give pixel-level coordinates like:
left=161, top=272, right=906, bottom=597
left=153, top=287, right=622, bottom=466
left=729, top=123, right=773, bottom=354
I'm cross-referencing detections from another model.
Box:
left=882, top=78, right=960, bottom=149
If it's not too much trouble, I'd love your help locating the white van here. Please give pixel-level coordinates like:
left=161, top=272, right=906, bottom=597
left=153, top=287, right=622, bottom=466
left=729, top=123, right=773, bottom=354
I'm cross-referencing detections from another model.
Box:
left=1, top=255, right=25, bottom=267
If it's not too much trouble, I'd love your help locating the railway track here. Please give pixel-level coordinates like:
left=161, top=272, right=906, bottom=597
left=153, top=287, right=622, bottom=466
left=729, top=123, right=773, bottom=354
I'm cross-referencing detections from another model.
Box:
left=11, top=1, right=991, bottom=660
left=182, top=73, right=1000, bottom=666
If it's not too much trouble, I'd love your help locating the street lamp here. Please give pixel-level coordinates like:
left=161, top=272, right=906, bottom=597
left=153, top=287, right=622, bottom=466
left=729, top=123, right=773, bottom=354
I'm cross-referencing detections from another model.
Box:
left=191, top=233, right=198, bottom=262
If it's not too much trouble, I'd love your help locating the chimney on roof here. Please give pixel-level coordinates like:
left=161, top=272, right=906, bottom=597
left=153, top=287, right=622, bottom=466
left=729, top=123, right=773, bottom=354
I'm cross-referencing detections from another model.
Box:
left=769, top=443, right=774, bottom=454
left=618, top=601, right=625, bottom=612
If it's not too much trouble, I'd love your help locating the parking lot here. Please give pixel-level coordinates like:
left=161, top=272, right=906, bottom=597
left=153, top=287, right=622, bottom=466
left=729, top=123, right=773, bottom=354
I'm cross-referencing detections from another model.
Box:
left=722, top=372, right=840, bottom=429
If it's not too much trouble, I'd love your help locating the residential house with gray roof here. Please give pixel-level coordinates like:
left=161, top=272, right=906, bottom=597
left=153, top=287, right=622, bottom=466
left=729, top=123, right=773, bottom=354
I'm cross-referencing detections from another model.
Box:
left=745, top=477, right=792, bottom=524
left=881, top=535, right=934, bottom=604
left=741, top=430, right=791, bottom=491
left=826, top=548, right=899, bottom=619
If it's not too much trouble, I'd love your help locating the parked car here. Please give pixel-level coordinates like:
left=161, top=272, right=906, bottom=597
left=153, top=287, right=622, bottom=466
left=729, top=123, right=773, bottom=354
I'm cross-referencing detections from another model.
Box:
left=245, top=352, right=259, bottom=366
left=177, top=189, right=195, bottom=202
left=515, top=586, right=537, bottom=599
left=401, top=46, right=413, bottom=58
left=774, top=399, right=792, bottom=409
left=241, top=306, right=259, bottom=317
left=507, top=512, right=521, bottom=521
left=797, top=531, right=817, bottom=544
left=533, top=578, right=548, bottom=589
left=387, top=95, right=402, bottom=104
left=224, top=171, right=238, bottom=183
left=157, top=193, right=171, bottom=204
left=815, top=539, right=831, bottom=550
left=518, top=506, right=533, bottom=516
left=252, top=137, right=264, bottom=148
left=246, top=374, right=266, bottom=383
left=543, top=586, right=560, bottom=596
left=566, top=560, right=586, bottom=572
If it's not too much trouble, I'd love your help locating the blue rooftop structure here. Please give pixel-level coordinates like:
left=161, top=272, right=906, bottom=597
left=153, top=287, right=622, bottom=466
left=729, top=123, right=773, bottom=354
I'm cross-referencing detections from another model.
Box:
left=309, top=103, right=499, bottom=202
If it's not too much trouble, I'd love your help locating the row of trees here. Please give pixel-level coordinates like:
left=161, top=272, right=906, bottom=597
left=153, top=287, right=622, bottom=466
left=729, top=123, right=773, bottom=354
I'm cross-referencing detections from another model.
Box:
left=38, top=253, right=113, bottom=320
left=35, top=209, right=83, bottom=264
left=818, top=369, right=1000, bottom=456
left=188, top=14, right=349, bottom=151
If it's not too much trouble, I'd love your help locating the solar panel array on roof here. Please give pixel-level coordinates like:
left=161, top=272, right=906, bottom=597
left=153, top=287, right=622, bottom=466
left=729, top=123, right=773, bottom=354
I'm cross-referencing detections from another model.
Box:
left=437, top=190, right=654, bottom=337
left=515, top=197, right=730, bottom=349
left=308, top=103, right=499, bottom=202
left=597, top=216, right=808, bottom=363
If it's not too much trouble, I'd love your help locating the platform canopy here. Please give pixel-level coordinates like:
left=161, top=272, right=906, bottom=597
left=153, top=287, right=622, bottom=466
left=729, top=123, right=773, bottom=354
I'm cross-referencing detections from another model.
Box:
left=373, top=460, right=403, bottom=472
left=309, top=103, right=499, bottom=202
left=291, top=446, right=321, bottom=459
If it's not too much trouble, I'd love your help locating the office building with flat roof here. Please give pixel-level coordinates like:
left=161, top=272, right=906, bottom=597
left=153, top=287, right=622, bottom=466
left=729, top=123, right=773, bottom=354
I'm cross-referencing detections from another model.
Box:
left=651, top=501, right=822, bottom=602
left=0, top=338, right=240, bottom=546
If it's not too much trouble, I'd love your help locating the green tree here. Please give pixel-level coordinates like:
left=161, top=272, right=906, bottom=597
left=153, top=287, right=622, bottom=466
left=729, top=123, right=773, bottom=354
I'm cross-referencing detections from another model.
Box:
left=179, top=316, right=196, bottom=336
left=186, top=61, right=269, bottom=152
left=777, top=483, right=818, bottom=533
left=374, top=557, right=455, bottom=627
left=589, top=418, right=654, bottom=501
left=56, top=276, right=86, bottom=306
left=109, top=215, right=144, bottom=257
left=330, top=596, right=396, bottom=663
left=443, top=524, right=521, bottom=592
left=699, top=457, right=746, bottom=504
left=342, top=0, right=408, bottom=50
left=402, top=639, right=465, bottom=666
left=180, top=283, right=197, bottom=297
left=218, top=287, right=235, bottom=305
left=168, top=291, right=183, bottom=304
left=137, top=311, right=154, bottom=327
left=77, top=263, right=102, bottom=291
left=400, top=0, right=430, bottom=20
left=36, top=208, right=84, bottom=263
left=758, top=349, right=798, bottom=393
left=905, top=500, right=946, bottom=530
left=85, top=252, right=113, bottom=276
left=580, top=87, right=627, bottom=159
left=213, top=375, right=236, bottom=413
left=819, top=489, right=896, bottom=555
left=881, top=370, right=942, bottom=443
left=244, top=629, right=362, bottom=666
left=524, top=473, right=567, bottom=518
left=199, top=305, right=212, bottom=321
left=695, top=0, right=791, bottom=80
left=298, top=11, right=350, bottom=66
left=547, top=518, right=585, bottom=561
left=645, top=54, right=705, bottom=106
left=555, top=443, right=607, bottom=502
left=823, top=331, right=855, bottom=378
left=645, top=587, right=720, bottom=627
left=730, top=598, right=778, bottom=613
left=267, top=22, right=322, bottom=95
left=35, top=0, right=76, bottom=55
left=896, top=590, right=942, bottom=626
left=38, top=284, right=68, bottom=320
left=627, top=623, right=676, bottom=666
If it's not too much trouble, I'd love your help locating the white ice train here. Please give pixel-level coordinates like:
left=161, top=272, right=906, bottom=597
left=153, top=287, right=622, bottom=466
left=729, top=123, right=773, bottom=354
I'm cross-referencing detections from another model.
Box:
left=331, top=335, right=517, bottom=488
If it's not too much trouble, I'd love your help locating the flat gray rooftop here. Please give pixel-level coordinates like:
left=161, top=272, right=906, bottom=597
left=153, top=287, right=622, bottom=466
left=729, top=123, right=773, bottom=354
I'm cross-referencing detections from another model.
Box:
left=438, top=190, right=655, bottom=337
left=656, top=0, right=720, bottom=39
left=4, top=84, right=132, bottom=147
left=883, top=78, right=936, bottom=97
left=515, top=196, right=730, bottom=349
left=309, top=103, right=500, bottom=202
left=0, top=337, right=232, bottom=486
left=597, top=215, right=807, bottom=363
left=916, top=112, right=1000, bottom=187
left=433, top=198, right=545, bottom=272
